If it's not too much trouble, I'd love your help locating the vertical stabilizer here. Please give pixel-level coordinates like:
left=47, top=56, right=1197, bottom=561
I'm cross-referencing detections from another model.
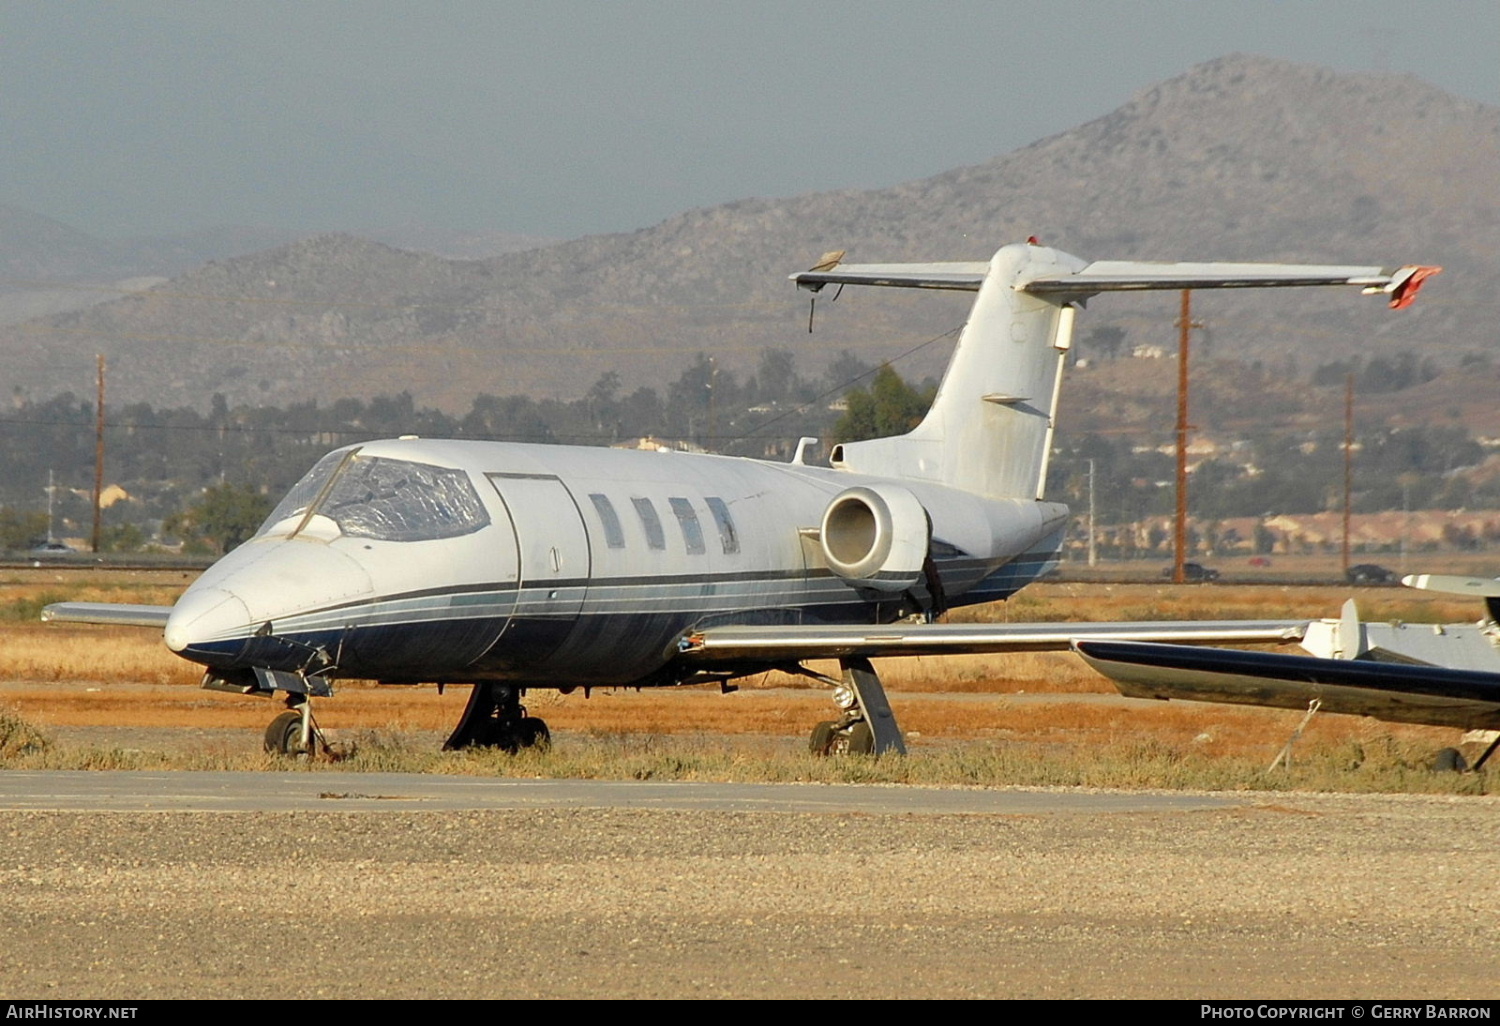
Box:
left=823, top=243, right=1086, bottom=499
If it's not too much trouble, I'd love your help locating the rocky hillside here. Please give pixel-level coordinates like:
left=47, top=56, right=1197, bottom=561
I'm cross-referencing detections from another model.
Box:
left=2, top=54, right=1494, bottom=411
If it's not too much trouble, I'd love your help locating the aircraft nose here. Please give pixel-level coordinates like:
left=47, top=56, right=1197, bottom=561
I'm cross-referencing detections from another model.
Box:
left=164, top=587, right=252, bottom=657
left=163, top=538, right=375, bottom=669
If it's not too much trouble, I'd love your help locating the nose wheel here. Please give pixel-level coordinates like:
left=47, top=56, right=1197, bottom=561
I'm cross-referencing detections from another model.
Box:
left=264, top=698, right=323, bottom=757
left=444, top=682, right=551, bottom=752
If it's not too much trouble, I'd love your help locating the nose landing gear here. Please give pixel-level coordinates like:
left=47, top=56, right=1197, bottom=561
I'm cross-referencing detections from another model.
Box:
left=444, top=682, right=551, bottom=753
left=263, top=696, right=325, bottom=757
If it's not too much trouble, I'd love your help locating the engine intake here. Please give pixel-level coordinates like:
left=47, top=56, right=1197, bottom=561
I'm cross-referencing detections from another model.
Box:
left=819, top=485, right=929, bottom=592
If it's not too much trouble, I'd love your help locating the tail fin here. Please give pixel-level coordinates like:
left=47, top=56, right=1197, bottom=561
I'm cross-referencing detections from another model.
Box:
left=796, top=244, right=1437, bottom=500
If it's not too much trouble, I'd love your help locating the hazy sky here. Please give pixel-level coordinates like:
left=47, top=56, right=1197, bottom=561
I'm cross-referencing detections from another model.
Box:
left=2, top=1, right=1495, bottom=240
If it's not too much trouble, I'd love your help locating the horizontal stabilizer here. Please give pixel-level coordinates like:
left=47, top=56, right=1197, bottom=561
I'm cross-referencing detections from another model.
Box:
left=1075, top=640, right=1500, bottom=730
left=791, top=262, right=990, bottom=292
left=1024, top=261, right=1440, bottom=307
left=679, top=620, right=1305, bottom=662
left=792, top=257, right=1439, bottom=308
left=41, top=602, right=173, bottom=628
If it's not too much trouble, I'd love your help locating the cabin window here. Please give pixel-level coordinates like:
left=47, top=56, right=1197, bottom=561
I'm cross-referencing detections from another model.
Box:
left=293, top=455, right=490, bottom=542
left=704, top=497, right=740, bottom=555
left=631, top=497, right=666, bottom=550
left=669, top=497, right=706, bottom=555
left=589, top=494, right=625, bottom=549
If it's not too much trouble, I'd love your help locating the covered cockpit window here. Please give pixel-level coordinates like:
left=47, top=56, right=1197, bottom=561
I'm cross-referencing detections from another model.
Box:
left=258, top=451, right=490, bottom=542
left=256, top=449, right=351, bottom=537
left=319, top=456, right=490, bottom=542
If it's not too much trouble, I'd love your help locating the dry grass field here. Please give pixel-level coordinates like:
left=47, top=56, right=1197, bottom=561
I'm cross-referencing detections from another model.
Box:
left=0, top=569, right=1490, bottom=791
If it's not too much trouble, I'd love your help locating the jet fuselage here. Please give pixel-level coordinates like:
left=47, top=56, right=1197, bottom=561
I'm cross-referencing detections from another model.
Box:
left=164, top=437, right=1067, bottom=687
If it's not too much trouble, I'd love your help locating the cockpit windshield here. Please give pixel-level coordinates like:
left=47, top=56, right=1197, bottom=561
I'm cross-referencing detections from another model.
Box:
left=259, top=449, right=349, bottom=532
left=258, top=450, right=490, bottom=542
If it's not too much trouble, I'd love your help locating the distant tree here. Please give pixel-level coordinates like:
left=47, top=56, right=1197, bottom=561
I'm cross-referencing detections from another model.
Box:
left=833, top=365, right=933, bottom=443
left=1254, top=521, right=1277, bottom=555
left=755, top=348, right=798, bottom=403
left=0, top=508, right=50, bottom=550
left=1312, top=358, right=1358, bottom=388
left=823, top=349, right=874, bottom=392
left=99, top=522, right=147, bottom=553
left=1081, top=326, right=1127, bottom=361
left=167, top=482, right=271, bottom=554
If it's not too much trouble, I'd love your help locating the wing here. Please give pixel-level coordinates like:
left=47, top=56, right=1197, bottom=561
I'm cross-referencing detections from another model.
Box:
left=1074, top=640, right=1500, bottom=730
left=41, top=602, right=174, bottom=628
left=677, top=620, right=1305, bottom=663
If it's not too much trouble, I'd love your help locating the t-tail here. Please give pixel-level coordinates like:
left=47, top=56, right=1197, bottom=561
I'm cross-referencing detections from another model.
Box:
left=794, top=242, right=1438, bottom=500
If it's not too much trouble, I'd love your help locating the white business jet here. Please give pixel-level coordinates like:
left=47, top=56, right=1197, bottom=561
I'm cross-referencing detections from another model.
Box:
left=44, top=241, right=1437, bottom=755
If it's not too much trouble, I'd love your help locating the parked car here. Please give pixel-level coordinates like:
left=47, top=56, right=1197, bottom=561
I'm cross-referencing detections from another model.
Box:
left=1347, top=563, right=1398, bottom=585
left=1162, top=562, right=1220, bottom=582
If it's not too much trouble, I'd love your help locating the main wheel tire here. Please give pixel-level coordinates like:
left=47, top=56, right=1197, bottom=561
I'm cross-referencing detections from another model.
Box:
left=809, top=720, right=837, bottom=756
left=264, top=710, right=309, bottom=756
left=1433, top=747, right=1468, bottom=773
left=845, top=721, right=875, bottom=755
left=517, top=717, right=551, bottom=750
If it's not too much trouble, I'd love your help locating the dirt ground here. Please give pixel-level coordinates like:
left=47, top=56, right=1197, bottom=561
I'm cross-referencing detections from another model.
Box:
left=0, top=765, right=1496, bottom=1000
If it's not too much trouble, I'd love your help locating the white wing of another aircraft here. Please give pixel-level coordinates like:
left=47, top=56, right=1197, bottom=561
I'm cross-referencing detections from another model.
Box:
left=1076, top=579, right=1500, bottom=771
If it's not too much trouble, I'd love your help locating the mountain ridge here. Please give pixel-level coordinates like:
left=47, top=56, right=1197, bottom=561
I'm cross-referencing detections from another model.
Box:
left=2, top=54, right=1493, bottom=411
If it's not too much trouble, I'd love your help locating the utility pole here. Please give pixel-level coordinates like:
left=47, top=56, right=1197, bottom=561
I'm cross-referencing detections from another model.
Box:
left=45, top=469, right=55, bottom=545
left=92, top=354, right=105, bottom=553
left=1087, top=458, right=1097, bottom=568
left=1343, top=372, right=1354, bottom=577
left=1173, top=291, right=1202, bottom=584
left=1400, top=482, right=1410, bottom=574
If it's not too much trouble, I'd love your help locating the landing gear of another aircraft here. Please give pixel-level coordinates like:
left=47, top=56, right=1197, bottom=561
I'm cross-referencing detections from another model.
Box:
left=444, top=682, right=551, bottom=752
left=1432, top=747, right=1468, bottom=773
left=807, top=657, right=906, bottom=757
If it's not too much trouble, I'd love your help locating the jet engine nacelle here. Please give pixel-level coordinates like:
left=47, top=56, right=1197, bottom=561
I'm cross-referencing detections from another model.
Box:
left=819, top=485, right=930, bottom=592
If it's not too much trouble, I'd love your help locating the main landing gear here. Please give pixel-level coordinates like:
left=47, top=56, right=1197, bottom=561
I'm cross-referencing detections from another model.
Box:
left=444, top=682, right=551, bottom=752
left=807, top=657, right=906, bottom=757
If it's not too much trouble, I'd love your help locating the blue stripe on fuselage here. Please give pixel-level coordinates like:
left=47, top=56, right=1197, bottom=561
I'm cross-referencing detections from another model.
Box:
left=178, top=550, right=1051, bottom=683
